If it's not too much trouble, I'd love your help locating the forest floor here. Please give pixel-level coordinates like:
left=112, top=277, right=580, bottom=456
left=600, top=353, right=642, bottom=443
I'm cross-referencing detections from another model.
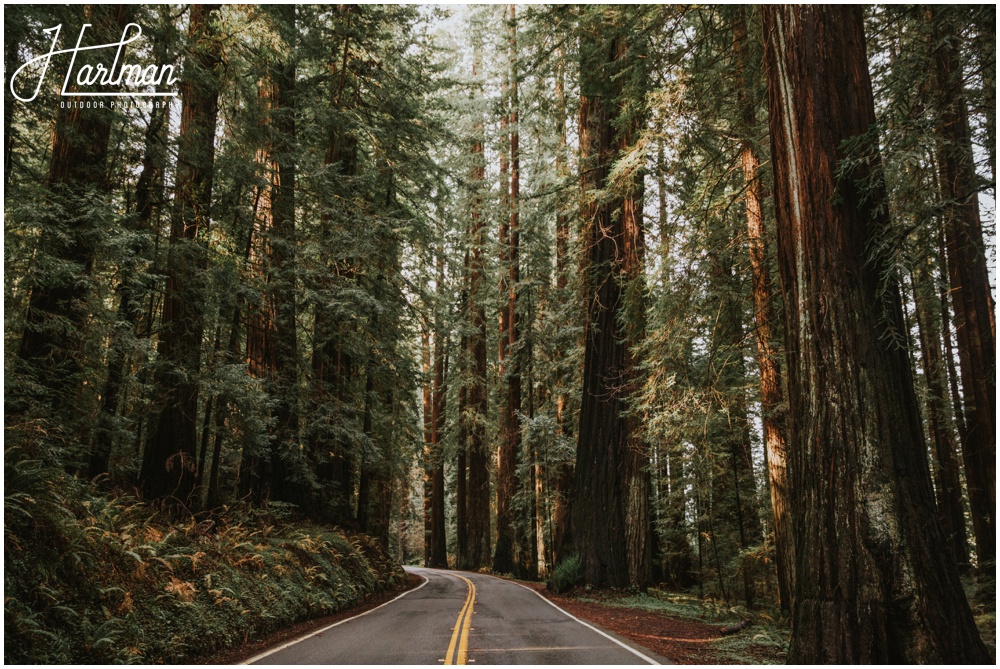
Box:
left=522, top=582, right=788, bottom=664
left=524, top=573, right=997, bottom=664
left=965, top=574, right=996, bottom=661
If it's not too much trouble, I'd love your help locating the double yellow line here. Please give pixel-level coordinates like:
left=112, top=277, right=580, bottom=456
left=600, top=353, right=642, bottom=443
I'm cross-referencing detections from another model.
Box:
left=443, top=574, right=476, bottom=665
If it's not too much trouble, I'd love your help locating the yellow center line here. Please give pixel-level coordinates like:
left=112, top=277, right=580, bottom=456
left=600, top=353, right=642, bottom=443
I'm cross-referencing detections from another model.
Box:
left=443, top=574, right=475, bottom=665
left=457, top=578, right=476, bottom=664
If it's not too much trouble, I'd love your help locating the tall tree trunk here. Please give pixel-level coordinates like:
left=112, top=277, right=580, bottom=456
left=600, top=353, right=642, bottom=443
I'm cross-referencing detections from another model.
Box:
left=455, top=247, right=471, bottom=567
left=195, top=325, right=221, bottom=492
left=140, top=4, right=221, bottom=507
left=574, top=23, right=627, bottom=588
left=618, top=34, right=651, bottom=590
left=456, top=371, right=469, bottom=566
left=246, top=51, right=306, bottom=506
left=268, top=5, right=301, bottom=506
left=929, top=6, right=996, bottom=575
left=494, top=3, right=524, bottom=577
left=550, top=46, right=574, bottom=567
left=429, top=259, right=448, bottom=568
left=732, top=7, right=793, bottom=613
left=526, top=314, right=544, bottom=577
left=422, top=328, right=433, bottom=567
left=910, top=263, right=969, bottom=570
left=465, top=41, right=492, bottom=569
left=16, top=5, right=128, bottom=419
left=363, top=383, right=396, bottom=550
left=90, top=100, right=170, bottom=479
left=572, top=20, right=647, bottom=589
left=762, top=6, right=989, bottom=662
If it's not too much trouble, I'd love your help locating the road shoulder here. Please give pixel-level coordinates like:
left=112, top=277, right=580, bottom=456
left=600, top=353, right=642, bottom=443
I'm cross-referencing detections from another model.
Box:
left=511, top=580, right=780, bottom=664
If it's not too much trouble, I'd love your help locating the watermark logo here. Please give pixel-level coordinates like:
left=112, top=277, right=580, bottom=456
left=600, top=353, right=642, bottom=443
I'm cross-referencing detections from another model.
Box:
left=10, top=23, right=178, bottom=103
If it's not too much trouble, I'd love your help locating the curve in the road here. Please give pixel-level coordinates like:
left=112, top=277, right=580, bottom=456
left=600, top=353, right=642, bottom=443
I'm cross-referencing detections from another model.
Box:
left=443, top=573, right=475, bottom=665
left=245, top=567, right=666, bottom=665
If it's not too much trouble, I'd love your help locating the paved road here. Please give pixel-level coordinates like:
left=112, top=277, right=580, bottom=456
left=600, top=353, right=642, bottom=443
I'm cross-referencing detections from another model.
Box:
left=247, top=567, right=666, bottom=665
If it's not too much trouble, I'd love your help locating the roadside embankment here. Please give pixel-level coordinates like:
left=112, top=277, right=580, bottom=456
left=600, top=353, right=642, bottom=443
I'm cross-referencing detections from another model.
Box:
left=5, top=463, right=405, bottom=664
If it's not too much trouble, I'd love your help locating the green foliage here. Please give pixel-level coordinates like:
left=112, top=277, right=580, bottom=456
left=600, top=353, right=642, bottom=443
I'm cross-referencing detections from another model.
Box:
left=4, top=454, right=404, bottom=664
left=975, top=611, right=996, bottom=661
left=578, top=589, right=789, bottom=664
left=5, top=2, right=995, bottom=650
left=547, top=554, right=584, bottom=594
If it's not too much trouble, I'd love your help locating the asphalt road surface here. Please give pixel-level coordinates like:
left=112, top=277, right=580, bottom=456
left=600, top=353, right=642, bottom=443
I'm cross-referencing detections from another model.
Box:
left=247, top=567, right=668, bottom=665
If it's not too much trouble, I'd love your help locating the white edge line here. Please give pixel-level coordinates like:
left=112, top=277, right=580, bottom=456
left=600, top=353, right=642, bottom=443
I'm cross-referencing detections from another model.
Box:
left=503, top=578, right=660, bottom=665
left=241, top=572, right=430, bottom=665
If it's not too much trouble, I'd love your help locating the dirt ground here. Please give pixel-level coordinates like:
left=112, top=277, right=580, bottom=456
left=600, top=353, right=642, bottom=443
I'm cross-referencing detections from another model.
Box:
left=526, top=583, right=785, bottom=664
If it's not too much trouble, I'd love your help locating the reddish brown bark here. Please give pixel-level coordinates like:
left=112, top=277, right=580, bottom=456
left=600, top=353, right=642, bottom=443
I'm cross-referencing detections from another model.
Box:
left=421, top=328, right=433, bottom=566
left=762, top=6, right=988, bottom=662
left=494, top=3, right=526, bottom=578
left=455, top=248, right=470, bottom=565
left=732, top=7, right=793, bottom=613
left=456, top=361, right=468, bottom=564
left=618, top=34, right=651, bottom=591
left=572, top=21, right=648, bottom=589
left=465, top=42, right=492, bottom=569
left=429, top=256, right=448, bottom=568
left=550, top=46, right=575, bottom=567
left=268, top=9, right=300, bottom=506
left=243, top=19, right=299, bottom=504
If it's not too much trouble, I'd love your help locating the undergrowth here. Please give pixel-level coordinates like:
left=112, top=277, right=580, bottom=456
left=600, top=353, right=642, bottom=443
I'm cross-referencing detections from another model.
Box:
left=4, top=455, right=405, bottom=664
left=964, top=573, right=997, bottom=661
left=547, top=554, right=584, bottom=594
left=582, top=580, right=996, bottom=664
left=577, top=589, right=790, bottom=664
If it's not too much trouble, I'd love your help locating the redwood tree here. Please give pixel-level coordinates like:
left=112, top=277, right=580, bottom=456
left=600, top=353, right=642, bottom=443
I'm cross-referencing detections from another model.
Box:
left=732, top=6, right=793, bottom=612
left=929, top=5, right=995, bottom=575
left=549, top=45, right=574, bottom=567
left=462, top=37, right=492, bottom=570
left=17, top=4, right=128, bottom=418
left=762, top=5, right=989, bottom=662
left=572, top=15, right=649, bottom=589
left=140, top=4, right=222, bottom=505
left=494, top=2, right=527, bottom=578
